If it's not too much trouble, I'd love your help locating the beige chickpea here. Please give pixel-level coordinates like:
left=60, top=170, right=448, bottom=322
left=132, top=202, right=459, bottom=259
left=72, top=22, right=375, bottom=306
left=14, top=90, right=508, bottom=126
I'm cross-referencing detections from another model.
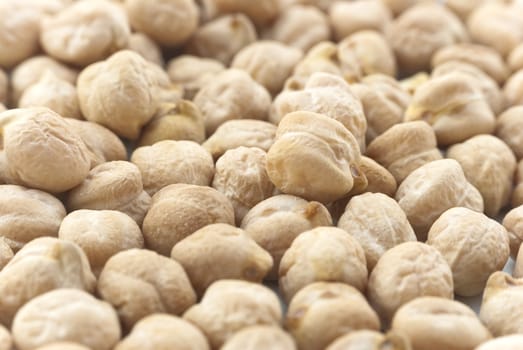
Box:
left=280, top=0, right=335, bottom=11
left=212, top=147, right=274, bottom=224
left=279, top=227, right=367, bottom=302
left=221, top=326, right=295, bottom=350
left=0, top=237, right=96, bottom=328
left=41, top=1, right=130, bottom=66
left=351, top=74, right=411, bottom=143
left=35, top=343, right=91, bottom=350
left=326, top=330, right=410, bottom=350
left=2, top=108, right=91, bottom=193
left=241, top=194, right=332, bottom=280
left=115, top=314, right=209, bottom=350
left=291, top=42, right=345, bottom=84
left=186, top=14, right=256, bottom=66
left=514, top=245, right=523, bottom=278
left=338, top=193, right=416, bottom=271
left=167, top=55, right=225, bottom=100
left=366, top=121, right=442, bottom=184
left=131, top=140, right=214, bottom=196
left=15, top=0, right=73, bottom=15
left=503, top=205, right=523, bottom=258
left=125, top=0, right=198, bottom=47
left=78, top=50, right=179, bottom=140
left=476, top=335, right=523, bottom=350
left=202, top=0, right=280, bottom=27
left=0, top=69, right=6, bottom=106
left=267, top=111, right=366, bottom=203
left=431, top=43, right=509, bottom=85
left=19, top=72, right=82, bottom=119
left=138, top=101, right=206, bottom=146
left=127, top=33, right=164, bottom=67
left=97, top=249, right=196, bottom=331
left=404, top=72, right=495, bottom=146
left=183, top=280, right=282, bottom=349
left=497, top=107, right=523, bottom=160
left=193, top=69, right=271, bottom=135
left=202, top=119, right=276, bottom=160
left=232, top=41, right=303, bottom=96
left=142, top=184, right=234, bottom=256
left=480, top=272, right=523, bottom=336
left=445, top=0, right=488, bottom=21
left=329, top=0, right=392, bottom=41
left=357, top=156, right=397, bottom=196
left=0, top=105, right=5, bottom=113
left=387, top=3, right=467, bottom=74
left=391, top=297, right=491, bottom=350
left=399, top=72, right=429, bottom=96
left=59, top=210, right=144, bottom=276
left=12, top=289, right=120, bottom=350
left=0, top=239, right=13, bottom=271
left=447, top=135, right=516, bottom=217
left=380, top=0, right=419, bottom=16
left=504, top=69, right=523, bottom=107
left=368, top=242, right=454, bottom=324
left=512, top=160, right=523, bottom=208
left=509, top=43, right=523, bottom=72
left=287, top=282, right=380, bottom=350
left=0, top=185, right=65, bottom=251
left=0, top=326, right=11, bottom=350
left=10, top=56, right=78, bottom=106
left=396, top=159, right=483, bottom=240
left=427, top=207, right=510, bottom=296
left=171, top=223, right=273, bottom=296
left=266, top=5, right=329, bottom=52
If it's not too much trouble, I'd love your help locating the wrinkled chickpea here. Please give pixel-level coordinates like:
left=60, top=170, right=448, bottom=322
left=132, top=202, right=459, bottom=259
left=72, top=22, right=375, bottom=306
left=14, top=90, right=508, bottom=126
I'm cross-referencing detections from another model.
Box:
left=221, top=326, right=296, bottom=350
left=503, top=204, right=523, bottom=258
left=497, top=106, right=523, bottom=160
left=0, top=238, right=13, bottom=271
left=127, top=33, right=164, bottom=67
left=356, top=156, right=397, bottom=196
left=326, top=330, right=410, bottom=350
left=476, top=335, right=523, bottom=350
left=286, top=282, right=380, bottom=350
left=290, top=42, right=345, bottom=84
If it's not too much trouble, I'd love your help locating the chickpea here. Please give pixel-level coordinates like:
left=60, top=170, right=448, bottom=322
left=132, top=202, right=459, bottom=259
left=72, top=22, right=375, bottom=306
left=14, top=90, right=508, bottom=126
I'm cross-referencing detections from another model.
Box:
left=399, top=72, right=429, bottom=96
left=504, top=69, right=523, bottom=106
left=503, top=205, right=523, bottom=258
left=286, top=282, right=380, bottom=350
left=12, top=289, right=120, bottom=350
left=380, top=0, right=420, bottom=17
left=221, top=326, right=296, bottom=350
left=356, top=156, right=397, bottom=197
left=512, top=160, right=523, bottom=208
left=509, top=43, right=523, bottom=72
left=202, top=0, right=280, bottom=27
left=0, top=238, right=13, bottom=271
left=326, top=330, right=410, bottom=350
left=35, top=343, right=90, bottom=350
left=0, top=69, right=7, bottom=106
left=291, top=42, right=345, bottom=84
left=127, top=33, right=164, bottom=67
left=476, top=335, right=523, bottom=350
left=97, top=249, right=196, bottom=331
left=0, top=326, right=11, bottom=350
left=280, top=0, right=334, bottom=12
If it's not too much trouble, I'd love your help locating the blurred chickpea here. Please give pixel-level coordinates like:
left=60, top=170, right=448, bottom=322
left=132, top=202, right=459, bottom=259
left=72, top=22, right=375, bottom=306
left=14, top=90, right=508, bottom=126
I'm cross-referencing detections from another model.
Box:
left=291, top=42, right=345, bottom=84
left=202, top=0, right=280, bottom=27
left=476, top=335, right=523, bottom=350
left=399, top=72, right=429, bottom=96
left=512, top=160, right=523, bottom=208
left=326, top=330, right=410, bottom=350
left=221, top=326, right=295, bottom=350
left=0, top=239, right=13, bottom=271
left=380, top=0, right=420, bottom=16
left=509, top=43, right=523, bottom=72
left=127, top=33, right=164, bottom=66
left=503, top=204, right=523, bottom=258
left=0, top=326, right=11, bottom=350
left=36, top=343, right=91, bottom=350
left=0, top=69, right=6, bottom=106
left=504, top=69, right=523, bottom=106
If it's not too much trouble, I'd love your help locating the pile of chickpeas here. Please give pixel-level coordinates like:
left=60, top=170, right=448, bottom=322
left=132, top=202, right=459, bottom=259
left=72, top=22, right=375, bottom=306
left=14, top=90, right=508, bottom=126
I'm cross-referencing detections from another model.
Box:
left=3, top=0, right=523, bottom=349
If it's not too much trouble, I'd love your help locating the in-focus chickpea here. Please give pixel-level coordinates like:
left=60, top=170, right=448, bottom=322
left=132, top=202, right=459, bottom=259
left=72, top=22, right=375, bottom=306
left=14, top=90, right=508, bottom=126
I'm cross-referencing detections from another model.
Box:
left=286, top=282, right=380, bottom=350
left=221, top=326, right=296, bottom=350
left=0, top=237, right=96, bottom=328
left=497, top=106, right=523, bottom=160
left=338, top=193, right=416, bottom=271
left=447, top=135, right=516, bottom=217
left=183, top=280, right=282, bottom=349
left=115, top=314, right=209, bottom=350
left=504, top=69, right=523, bottom=107
left=503, top=204, right=523, bottom=258
left=509, top=43, right=523, bottom=72
left=356, top=156, right=397, bottom=197
left=131, top=140, right=214, bottom=196
left=142, top=184, right=234, bottom=256
left=427, top=207, right=510, bottom=296
left=12, top=289, right=120, bottom=350
left=40, top=0, right=130, bottom=66
left=476, top=335, right=523, bottom=350
left=367, top=242, right=454, bottom=324
left=326, top=330, right=410, bottom=350
left=127, top=32, right=164, bottom=67
left=512, top=160, right=523, bottom=208
left=202, top=0, right=280, bottom=27
left=391, top=297, right=491, bottom=350
left=186, top=14, right=256, bottom=66
left=97, top=249, right=196, bottom=331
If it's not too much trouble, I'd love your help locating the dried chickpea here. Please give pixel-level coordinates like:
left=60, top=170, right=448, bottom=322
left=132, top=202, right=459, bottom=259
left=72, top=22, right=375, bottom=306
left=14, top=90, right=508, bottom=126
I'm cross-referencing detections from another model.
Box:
left=203, top=119, right=276, bottom=160
left=266, top=5, right=329, bottom=52
left=444, top=0, right=487, bottom=21
left=391, top=297, right=491, bottom=350
left=338, top=193, right=416, bottom=271
left=12, top=289, right=120, bottom=350
left=167, top=55, right=225, bottom=100
left=476, top=335, right=523, bottom=350
left=503, top=205, right=523, bottom=258
left=367, top=242, right=454, bottom=324
left=0, top=105, right=4, bottom=113
left=16, top=0, right=73, bottom=15
left=380, top=0, right=419, bottom=16
left=280, top=0, right=334, bottom=12
left=221, top=326, right=295, bottom=350
left=183, top=280, right=282, bottom=349
left=431, top=43, right=509, bottom=85
left=399, top=72, right=429, bottom=96
left=0, top=239, right=13, bottom=271
left=427, top=207, right=510, bottom=296
left=131, top=140, right=214, bottom=196
left=41, top=0, right=130, bottom=66
left=387, top=3, right=467, bottom=74
left=286, top=282, right=380, bottom=350
left=0, top=69, right=6, bottom=106
left=186, top=14, right=256, bottom=66
left=171, top=223, right=273, bottom=296
left=202, top=0, right=280, bottom=27
left=404, top=72, right=495, bottom=146
left=115, top=314, right=209, bottom=350
left=329, top=0, right=392, bottom=41
left=514, top=245, right=523, bottom=278
left=357, top=156, right=397, bottom=196
left=447, top=135, right=516, bottom=217
left=0, top=184, right=65, bottom=251
left=326, top=330, right=410, bottom=350
left=267, top=111, right=366, bottom=203
left=193, top=69, right=271, bottom=135
left=509, top=43, right=523, bottom=72
left=35, top=343, right=90, bottom=350
left=142, top=184, right=234, bottom=256
left=125, top=0, right=198, bottom=47
left=127, top=33, right=164, bottom=67
left=504, top=69, right=523, bottom=106
left=512, top=160, right=523, bottom=208
left=291, top=42, right=344, bottom=84
left=0, top=237, right=96, bottom=328
left=366, top=121, right=442, bottom=184
left=66, top=161, right=151, bottom=225
left=0, top=326, right=11, bottom=350
left=480, top=272, right=523, bottom=336
left=241, top=194, right=332, bottom=280
left=97, top=249, right=196, bottom=331
left=138, top=101, right=205, bottom=146
left=19, top=72, right=82, bottom=119
left=279, top=227, right=367, bottom=302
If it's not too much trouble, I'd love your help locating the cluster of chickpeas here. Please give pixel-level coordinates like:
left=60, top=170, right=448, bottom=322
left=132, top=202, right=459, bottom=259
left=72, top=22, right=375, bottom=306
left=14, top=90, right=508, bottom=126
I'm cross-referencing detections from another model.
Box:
left=3, top=0, right=523, bottom=349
